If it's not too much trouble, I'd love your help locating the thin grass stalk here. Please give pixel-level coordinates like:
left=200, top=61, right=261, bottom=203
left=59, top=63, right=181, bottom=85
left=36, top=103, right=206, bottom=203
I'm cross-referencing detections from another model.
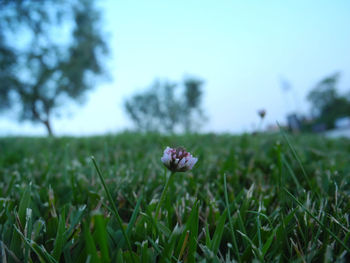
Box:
left=277, top=123, right=315, bottom=194
left=91, top=156, right=136, bottom=263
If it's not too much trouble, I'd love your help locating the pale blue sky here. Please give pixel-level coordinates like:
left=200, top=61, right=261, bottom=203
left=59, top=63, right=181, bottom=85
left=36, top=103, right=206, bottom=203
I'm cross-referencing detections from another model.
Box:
left=1, top=0, right=350, bottom=135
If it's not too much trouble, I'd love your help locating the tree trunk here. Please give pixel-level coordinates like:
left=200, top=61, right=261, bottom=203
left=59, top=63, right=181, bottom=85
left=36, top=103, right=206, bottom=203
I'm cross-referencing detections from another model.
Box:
left=43, top=119, right=53, bottom=136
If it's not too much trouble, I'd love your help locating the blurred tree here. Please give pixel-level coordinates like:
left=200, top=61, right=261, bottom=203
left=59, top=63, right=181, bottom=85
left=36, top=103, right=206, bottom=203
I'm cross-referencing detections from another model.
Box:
left=307, top=73, right=339, bottom=118
left=182, top=77, right=206, bottom=132
left=124, top=82, right=163, bottom=132
left=307, top=73, right=350, bottom=129
left=124, top=77, right=207, bottom=133
left=0, top=0, right=108, bottom=135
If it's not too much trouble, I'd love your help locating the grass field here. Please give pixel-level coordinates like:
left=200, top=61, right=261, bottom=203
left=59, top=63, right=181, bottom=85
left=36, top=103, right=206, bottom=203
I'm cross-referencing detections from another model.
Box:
left=0, top=132, right=350, bottom=262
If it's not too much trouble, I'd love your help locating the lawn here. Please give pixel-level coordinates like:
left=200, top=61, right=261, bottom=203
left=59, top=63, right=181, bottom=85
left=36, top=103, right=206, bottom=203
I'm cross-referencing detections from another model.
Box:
left=0, top=132, right=349, bottom=262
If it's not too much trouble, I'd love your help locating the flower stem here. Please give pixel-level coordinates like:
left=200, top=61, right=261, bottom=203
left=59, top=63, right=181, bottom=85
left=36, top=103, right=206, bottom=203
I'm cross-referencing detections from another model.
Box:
left=155, top=170, right=175, bottom=219
left=91, top=156, right=135, bottom=262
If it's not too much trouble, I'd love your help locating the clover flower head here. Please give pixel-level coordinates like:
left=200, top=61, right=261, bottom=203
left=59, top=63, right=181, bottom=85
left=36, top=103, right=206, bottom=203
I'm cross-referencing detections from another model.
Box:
left=161, top=146, right=198, bottom=172
left=258, top=109, right=266, bottom=119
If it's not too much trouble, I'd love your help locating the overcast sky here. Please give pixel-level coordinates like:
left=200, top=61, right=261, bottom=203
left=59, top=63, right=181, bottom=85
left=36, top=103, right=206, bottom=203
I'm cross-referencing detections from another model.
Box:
left=1, top=0, right=350, bottom=136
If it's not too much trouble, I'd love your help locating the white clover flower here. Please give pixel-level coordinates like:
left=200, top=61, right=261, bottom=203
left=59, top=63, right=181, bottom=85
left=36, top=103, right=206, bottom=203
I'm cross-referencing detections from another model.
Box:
left=161, top=146, right=198, bottom=172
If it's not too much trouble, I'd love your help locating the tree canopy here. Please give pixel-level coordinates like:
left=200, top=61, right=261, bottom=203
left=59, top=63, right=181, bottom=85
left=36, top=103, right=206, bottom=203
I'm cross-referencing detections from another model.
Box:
left=124, top=77, right=207, bottom=133
left=307, top=73, right=350, bottom=129
left=0, top=0, right=108, bottom=135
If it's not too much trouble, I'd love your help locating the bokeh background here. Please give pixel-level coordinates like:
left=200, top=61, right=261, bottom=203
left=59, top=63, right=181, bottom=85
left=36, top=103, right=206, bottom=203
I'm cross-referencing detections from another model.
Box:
left=1, top=0, right=349, bottom=136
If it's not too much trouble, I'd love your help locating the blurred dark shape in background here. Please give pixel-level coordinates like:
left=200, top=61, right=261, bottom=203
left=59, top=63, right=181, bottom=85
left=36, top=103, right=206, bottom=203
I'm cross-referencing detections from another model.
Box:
left=0, top=0, right=108, bottom=136
left=258, top=109, right=266, bottom=119
left=287, top=72, right=350, bottom=134
left=124, top=76, right=207, bottom=133
left=253, top=109, right=267, bottom=134
left=287, top=113, right=301, bottom=133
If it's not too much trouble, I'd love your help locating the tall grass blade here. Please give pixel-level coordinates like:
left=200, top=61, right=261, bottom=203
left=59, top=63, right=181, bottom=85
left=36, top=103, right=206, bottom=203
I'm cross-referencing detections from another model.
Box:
left=277, top=124, right=313, bottom=192
left=52, top=210, right=66, bottom=261
left=186, top=201, right=199, bottom=263
left=83, top=221, right=100, bottom=263
left=224, top=174, right=241, bottom=263
left=93, top=213, right=110, bottom=263
left=210, top=209, right=227, bottom=255
left=91, top=156, right=135, bottom=263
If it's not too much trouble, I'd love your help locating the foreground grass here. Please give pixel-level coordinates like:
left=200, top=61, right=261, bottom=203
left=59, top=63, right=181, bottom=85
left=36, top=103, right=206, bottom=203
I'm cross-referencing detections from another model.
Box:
left=0, top=132, right=350, bottom=262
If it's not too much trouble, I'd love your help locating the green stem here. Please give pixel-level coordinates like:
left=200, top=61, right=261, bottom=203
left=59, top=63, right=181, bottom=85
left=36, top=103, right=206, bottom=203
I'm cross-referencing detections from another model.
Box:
left=91, top=156, right=135, bottom=263
left=155, top=170, right=175, bottom=219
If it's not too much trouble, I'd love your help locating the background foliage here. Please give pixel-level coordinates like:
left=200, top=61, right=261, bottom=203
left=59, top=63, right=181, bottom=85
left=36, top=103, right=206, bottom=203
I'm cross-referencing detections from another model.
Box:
left=306, top=73, right=350, bottom=130
left=124, top=77, right=207, bottom=133
left=0, top=0, right=108, bottom=135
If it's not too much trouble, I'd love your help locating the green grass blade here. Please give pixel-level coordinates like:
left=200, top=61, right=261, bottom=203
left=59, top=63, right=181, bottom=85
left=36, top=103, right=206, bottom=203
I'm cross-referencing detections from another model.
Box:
left=91, top=157, right=135, bottom=262
left=19, top=184, right=32, bottom=228
left=116, top=248, right=123, bottom=262
left=157, top=222, right=171, bottom=238
left=284, top=187, right=350, bottom=252
left=161, top=224, right=182, bottom=261
left=282, top=156, right=302, bottom=190
left=173, top=201, right=199, bottom=262
left=210, top=209, right=227, bottom=255
left=126, top=195, right=142, bottom=237
left=10, top=184, right=32, bottom=260
left=14, top=225, right=57, bottom=263
left=205, top=223, right=211, bottom=248
left=64, top=205, right=86, bottom=239
left=52, top=210, right=66, bottom=261
left=237, top=230, right=263, bottom=261
left=186, top=201, right=199, bottom=263
left=140, top=240, right=151, bottom=263
left=261, top=229, right=277, bottom=257
left=5, top=174, right=16, bottom=196
left=93, top=213, right=110, bottom=263
left=277, top=124, right=313, bottom=192
left=224, top=174, right=241, bottom=263
left=256, top=202, right=262, bottom=253
left=83, top=221, right=100, bottom=263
